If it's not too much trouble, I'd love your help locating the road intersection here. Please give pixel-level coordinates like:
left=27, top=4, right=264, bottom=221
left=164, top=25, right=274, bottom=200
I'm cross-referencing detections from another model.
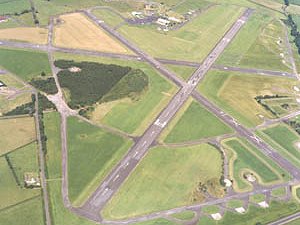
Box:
left=2, top=6, right=300, bottom=225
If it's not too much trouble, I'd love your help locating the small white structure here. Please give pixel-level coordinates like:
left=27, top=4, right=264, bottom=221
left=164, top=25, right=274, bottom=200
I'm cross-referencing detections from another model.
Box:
left=132, top=11, right=143, bottom=16
left=0, top=81, right=5, bottom=87
left=294, top=86, right=300, bottom=92
left=224, top=179, right=232, bottom=187
left=258, top=201, right=269, bottom=208
left=168, top=16, right=182, bottom=23
left=211, top=213, right=222, bottom=220
left=235, top=207, right=246, bottom=214
left=156, top=18, right=170, bottom=26
left=280, top=53, right=284, bottom=58
left=245, top=174, right=256, bottom=182
left=68, top=66, right=81, bottom=73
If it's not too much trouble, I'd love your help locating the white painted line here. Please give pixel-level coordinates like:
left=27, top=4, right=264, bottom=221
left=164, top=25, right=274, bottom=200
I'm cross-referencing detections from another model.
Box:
left=142, top=141, right=147, bottom=147
left=150, top=131, right=155, bottom=136
left=113, top=174, right=120, bottom=182
left=133, top=151, right=138, bottom=157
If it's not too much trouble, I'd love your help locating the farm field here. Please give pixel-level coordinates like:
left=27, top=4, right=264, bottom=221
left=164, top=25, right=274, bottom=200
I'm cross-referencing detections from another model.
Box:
left=117, top=4, right=243, bottom=62
left=0, top=48, right=51, bottom=81
left=54, top=52, right=176, bottom=135
left=0, top=27, right=48, bottom=44
left=197, top=201, right=300, bottom=225
left=67, top=116, right=133, bottom=207
left=223, top=138, right=288, bottom=192
left=0, top=117, right=36, bottom=155
left=162, top=99, right=233, bottom=143
left=103, top=144, right=224, bottom=219
left=53, top=13, right=131, bottom=54
left=0, top=0, right=30, bottom=15
left=198, top=70, right=299, bottom=127
left=0, top=91, right=32, bottom=116
left=0, top=196, right=44, bottom=225
left=260, top=124, right=300, bottom=168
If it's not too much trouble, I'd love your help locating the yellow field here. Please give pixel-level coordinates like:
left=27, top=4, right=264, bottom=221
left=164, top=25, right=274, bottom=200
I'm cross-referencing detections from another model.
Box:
left=0, top=116, right=36, bottom=155
left=0, top=27, right=48, bottom=44
left=53, top=13, right=130, bottom=54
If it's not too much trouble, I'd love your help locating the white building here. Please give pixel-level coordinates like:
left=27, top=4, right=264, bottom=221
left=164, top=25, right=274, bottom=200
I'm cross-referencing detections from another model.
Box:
left=156, top=18, right=170, bottom=26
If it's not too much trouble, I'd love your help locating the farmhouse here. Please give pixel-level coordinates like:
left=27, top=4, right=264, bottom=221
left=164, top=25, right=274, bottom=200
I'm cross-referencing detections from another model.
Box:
left=24, top=172, right=41, bottom=188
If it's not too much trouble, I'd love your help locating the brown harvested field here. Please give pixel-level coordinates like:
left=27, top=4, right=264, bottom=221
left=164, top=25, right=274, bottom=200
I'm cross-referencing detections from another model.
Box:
left=0, top=116, right=36, bottom=155
left=53, top=13, right=131, bottom=54
left=0, top=27, right=48, bottom=44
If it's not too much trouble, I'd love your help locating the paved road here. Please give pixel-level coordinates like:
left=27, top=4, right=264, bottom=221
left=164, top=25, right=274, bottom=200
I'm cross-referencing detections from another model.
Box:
left=268, top=212, right=300, bottom=225
left=34, top=92, right=52, bottom=225
left=76, top=9, right=253, bottom=222
left=192, top=91, right=300, bottom=180
left=0, top=39, right=294, bottom=79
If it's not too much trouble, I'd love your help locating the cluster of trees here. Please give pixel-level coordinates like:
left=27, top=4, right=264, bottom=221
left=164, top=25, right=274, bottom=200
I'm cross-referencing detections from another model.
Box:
left=4, top=94, right=36, bottom=116
left=284, top=0, right=290, bottom=6
left=285, top=14, right=300, bottom=54
left=30, top=77, right=58, bottom=95
left=5, top=155, right=21, bottom=187
left=37, top=94, right=47, bottom=155
left=286, top=119, right=300, bottom=135
left=55, top=60, right=132, bottom=108
left=254, top=95, right=288, bottom=117
left=102, top=69, right=149, bottom=103
left=38, top=93, right=56, bottom=111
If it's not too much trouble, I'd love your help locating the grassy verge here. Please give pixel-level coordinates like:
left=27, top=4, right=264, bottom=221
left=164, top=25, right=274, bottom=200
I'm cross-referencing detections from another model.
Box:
left=103, top=144, right=224, bottom=219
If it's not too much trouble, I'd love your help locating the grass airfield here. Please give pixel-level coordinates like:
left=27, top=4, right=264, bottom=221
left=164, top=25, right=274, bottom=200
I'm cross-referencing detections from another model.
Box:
left=1, top=0, right=300, bottom=224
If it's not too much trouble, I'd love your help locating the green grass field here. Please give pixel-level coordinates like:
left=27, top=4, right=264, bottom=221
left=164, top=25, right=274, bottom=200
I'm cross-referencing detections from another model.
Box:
left=261, top=124, right=300, bottom=168
left=0, top=0, right=30, bottom=15
left=117, top=4, right=243, bottom=62
left=198, top=201, right=300, bottom=225
left=249, top=194, right=265, bottom=203
left=44, top=112, right=98, bottom=225
left=67, top=117, right=133, bottom=206
left=271, top=187, right=286, bottom=197
left=223, top=138, right=288, bottom=192
left=92, top=8, right=124, bottom=28
left=7, top=142, right=39, bottom=187
left=0, top=196, right=44, bottom=225
left=0, top=153, right=40, bottom=210
left=201, top=205, right=220, bottom=214
left=165, top=64, right=196, bottom=81
left=226, top=199, right=244, bottom=208
left=0, top=48, right=51, bottom=81
left=163, top=100, right=233, bottom=143
left=218, top=13, right=291, bottom=72
left=172, top=211, right=195, bottom=220
left=54, top=52, right=176, bottom=136
left=198, top=70, right=298, bottom=127
left=0, top=117, right=36, bottom=155
left=103, top=144, right=224, bottom=219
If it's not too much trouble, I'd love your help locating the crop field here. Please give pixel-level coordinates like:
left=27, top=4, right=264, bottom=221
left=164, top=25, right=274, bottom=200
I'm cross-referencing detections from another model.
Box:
left=54, top=52, right=176, bottom=135
left=0, top=27, right=48, bottom=44
left=0, top=117, right=36, bottom=155
left=0, top=0, right=30, bottom=15
left=198, top=70, right=298, bottom=127
left=218, top=13, right=292, bottom=72
left=53, top=13, right=131, bottom=54
left=260, top=124, right=300, bottom=168
left=0, top=92, right=32, bottom=116
left=197, top=201, right=300, bottom=225
left=0, top=154, right=40, bottom=210
left=162, top=99, right=233, bottom=143
left=117, top=4, right=243, bottom=62
left=67, top=116, right=133, bottom=206
left=103, top=144, right=224, bottom=219
left=7, top=142, right=39, bottom=187
left=0, top=196, right=44, bottom=225
left=223, top=138, right=287, bottom=192
left=0, top=48, right=51, bottom=81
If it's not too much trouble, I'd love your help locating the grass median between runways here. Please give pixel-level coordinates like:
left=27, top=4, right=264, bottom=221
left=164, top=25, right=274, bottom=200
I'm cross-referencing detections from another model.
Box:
left=103, top=143, right=224, bottom=219
left=67, top=116, right=133, bottom=207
